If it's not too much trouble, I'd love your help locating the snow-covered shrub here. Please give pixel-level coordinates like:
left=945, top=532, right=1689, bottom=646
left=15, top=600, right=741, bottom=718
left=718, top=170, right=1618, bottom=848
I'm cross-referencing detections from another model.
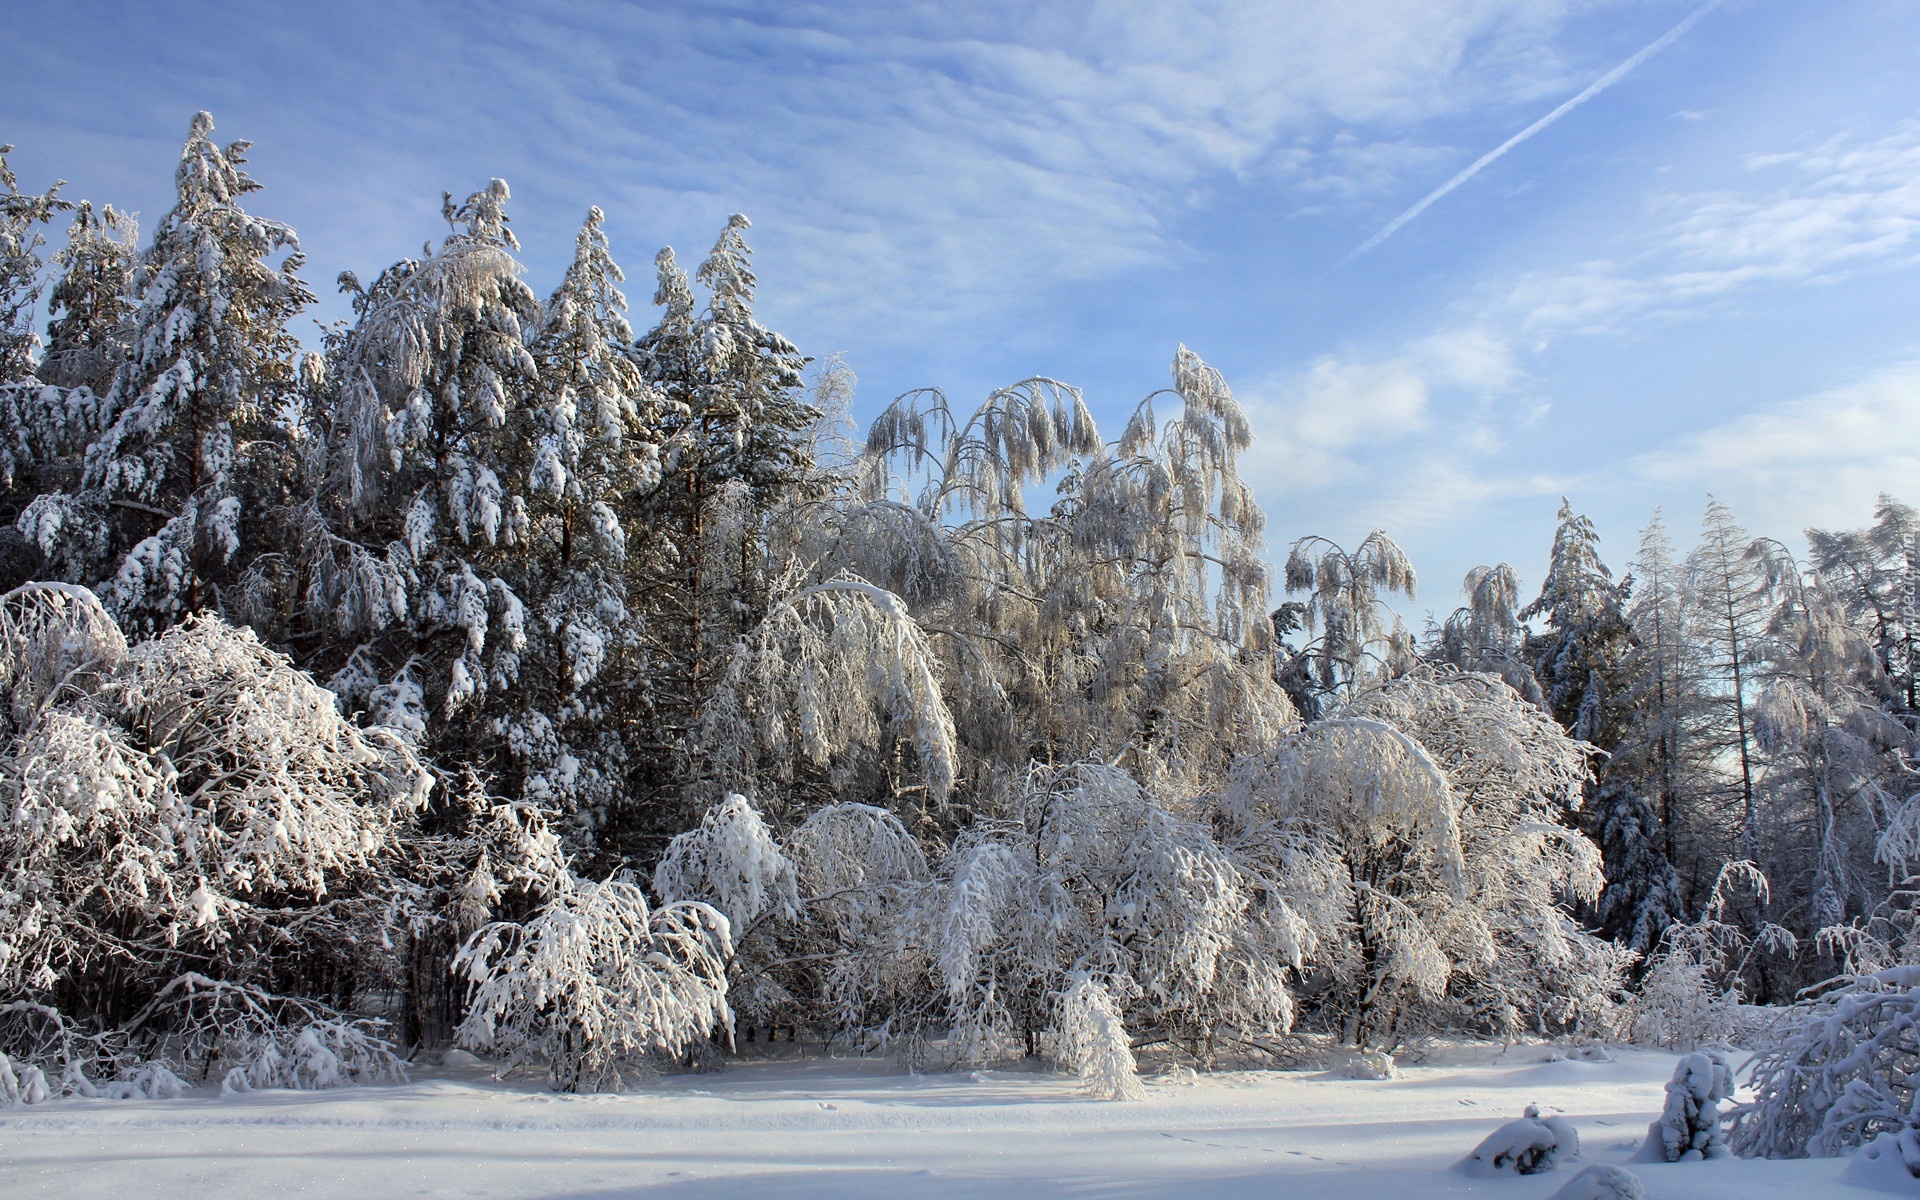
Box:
left=0, top=585, right=430, bottom=1033
left=1729, top=965, right=1920, bottom=1159
left=1841, top=1129, right=1920, bottom=1189
left=1643, top=1049, right=1734, bottom=1161
left=923, top=763, right=1316, bottom=1076
left=119, top=974, right=407, bottom=1092
left=1055, top=973, right=1144, bottom=1100
left=777, top=802, right=932, bottom=1048
left=1463, top=1104, right=1579, bottom=1177
left=1625, top=861, right=1782, bottom=1049
left=1548, top=1164, right=1644, bottom=1200
left=654, top=792, right=799, bottom=935
left=454, top=875, right=734, bottom=1091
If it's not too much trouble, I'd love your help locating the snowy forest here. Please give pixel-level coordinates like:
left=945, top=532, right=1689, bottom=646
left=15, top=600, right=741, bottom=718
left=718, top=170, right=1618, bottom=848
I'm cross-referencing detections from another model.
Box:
left=1, top=113, right=1917, bottom=1165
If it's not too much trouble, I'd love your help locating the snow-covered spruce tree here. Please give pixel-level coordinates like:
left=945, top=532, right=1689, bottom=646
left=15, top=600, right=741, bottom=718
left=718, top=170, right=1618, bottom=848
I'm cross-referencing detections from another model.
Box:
left=0, top=150, right=87, bottom=586
left=0, top=203, right=137, bottom=555
left=25, top=114, right=314, bottom=636
left=1616, top=511, right=1728, bottom=917
left=0, top=582, right=429, bottom=1090
left=1525, top=501, right=1681, bottom=955
left=1222, top=668, right=1624, bottom=1047
left=1282, top=530, right=1417, bottom=705
left=1646, top=1048, right=1735, bottom=1161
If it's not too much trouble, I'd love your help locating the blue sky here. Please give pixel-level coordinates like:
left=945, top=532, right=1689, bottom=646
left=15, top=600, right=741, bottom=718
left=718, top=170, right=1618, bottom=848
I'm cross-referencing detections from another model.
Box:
left=6, top=0, right=1919, bottom=622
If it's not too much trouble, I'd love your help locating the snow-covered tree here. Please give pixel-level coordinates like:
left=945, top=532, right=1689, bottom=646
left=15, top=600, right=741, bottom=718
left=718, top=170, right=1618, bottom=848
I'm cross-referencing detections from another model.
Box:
left=0, top=146, right=67, bottom=384
left=0, top=582, right=429, bottom=1083
left=489, top=206, right=667, bottom=835
left=1647, top=1048, right=1734, bottom=1161
left=30, top=113, right=315, bottom=634
left=36, top=201, right=136, bottom=395
left=1283, top=530, right=1416, bottom=703
left=1685, top=499, right=1771, bottom=861
left=1223, top=669, right=1622, bottom=1047
left=1430, top=562, right=1542, bottom=704
left=1807, top=495, right=1919, bottom=723
left=1524, top=502, right=1680, bottom=954
left=626, top=216, right=817, bottom=832
left=1730, top=965, right=1920, bottom=1159
left=309, top=177, right=537, bottom=730
left=1746, top=541, right=1915, bottom=937
left=828, top=347, right=1292, bottom=809
left=454, top=875, right=733, bottom=1091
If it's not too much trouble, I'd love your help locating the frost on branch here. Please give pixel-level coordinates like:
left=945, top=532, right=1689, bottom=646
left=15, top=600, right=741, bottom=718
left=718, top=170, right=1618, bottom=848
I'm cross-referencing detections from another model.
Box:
left=455, top=876, right=734, bottom=1091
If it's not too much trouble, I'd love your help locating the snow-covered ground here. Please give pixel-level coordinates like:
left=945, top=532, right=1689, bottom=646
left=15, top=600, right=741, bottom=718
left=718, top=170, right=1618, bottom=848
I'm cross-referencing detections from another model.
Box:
left=0, top=1043, right=1866, bottom=1198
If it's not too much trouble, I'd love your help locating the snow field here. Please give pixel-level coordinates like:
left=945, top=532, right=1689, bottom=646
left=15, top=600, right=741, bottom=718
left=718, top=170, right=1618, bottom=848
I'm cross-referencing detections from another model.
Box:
left=0, top=1044, right=1860, bottom=1199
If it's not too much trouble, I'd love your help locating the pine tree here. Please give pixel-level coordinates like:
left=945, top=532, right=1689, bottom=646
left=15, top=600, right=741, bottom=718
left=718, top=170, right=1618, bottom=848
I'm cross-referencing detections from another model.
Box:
left=627, top=216, right=817, bottom=829
left=504, top=207, right=668, bottom=836
left=307, top=176, right=538, bottom=736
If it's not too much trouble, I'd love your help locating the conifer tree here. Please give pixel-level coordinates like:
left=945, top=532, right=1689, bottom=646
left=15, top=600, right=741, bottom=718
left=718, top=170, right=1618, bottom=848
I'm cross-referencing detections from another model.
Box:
left=0, top=146, right=67, bottom=384
left=22, top=113, right=313, bottom=634
left=1685, top=499, right=1771, bottom=861
left=1523, top=502, right=1680, bottom=952
left=37, top=201, right=137, bottom=395
left=627, top=216, right=817, bottom=827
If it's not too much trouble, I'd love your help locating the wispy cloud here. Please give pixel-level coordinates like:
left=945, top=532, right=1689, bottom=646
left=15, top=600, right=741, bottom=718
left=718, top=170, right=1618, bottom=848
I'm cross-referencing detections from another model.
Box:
left=1495, top=120, right=1920, bottom=341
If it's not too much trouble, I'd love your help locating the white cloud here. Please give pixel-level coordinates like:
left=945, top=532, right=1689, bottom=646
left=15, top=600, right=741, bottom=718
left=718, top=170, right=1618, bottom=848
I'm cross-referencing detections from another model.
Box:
left=1629, top=361, right=1920, bottom=534
left=1236, top=325, right=1527, bottom=494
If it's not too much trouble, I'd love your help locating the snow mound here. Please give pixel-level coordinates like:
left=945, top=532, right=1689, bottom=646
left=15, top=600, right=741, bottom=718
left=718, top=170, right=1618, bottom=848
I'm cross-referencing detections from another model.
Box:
left=1349, top=1051, right=1396, bottom=1080
left=1840, top=1131, right=1920, bottom=1193
left=1548, top=1163, right=1645, bottom=1200
left=1462, top=1103, right=1580, bottom=1177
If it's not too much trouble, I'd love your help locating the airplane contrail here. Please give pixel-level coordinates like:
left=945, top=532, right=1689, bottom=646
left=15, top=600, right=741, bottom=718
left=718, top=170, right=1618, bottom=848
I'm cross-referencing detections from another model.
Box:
left=1342, top=0, right=1725, bottom=264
